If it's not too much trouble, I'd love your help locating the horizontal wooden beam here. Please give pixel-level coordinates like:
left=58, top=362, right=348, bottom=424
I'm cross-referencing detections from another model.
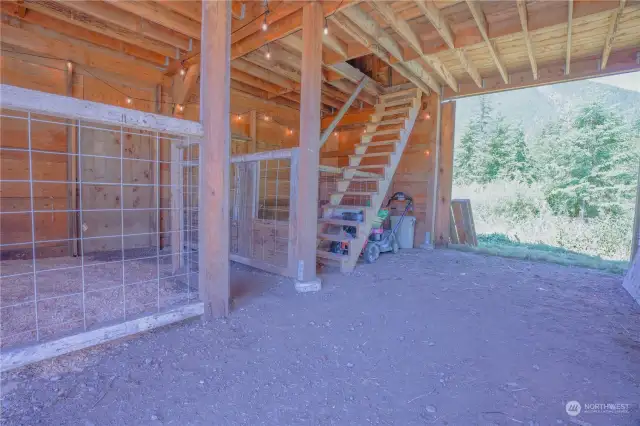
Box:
left=443, top=48, right=640, bottom=100
left=104, top=0, right=201, bottom=39
left=64, top=0, right=192, bottom=51
left=1, top=4, right=167, bottom=67
left=0, top=302, right=204, bottom=372
left=21, top=0, right=178, bottom=59
left=1, top=84, right=203, bottom=135
left=0, top=21, right=164, bottom=83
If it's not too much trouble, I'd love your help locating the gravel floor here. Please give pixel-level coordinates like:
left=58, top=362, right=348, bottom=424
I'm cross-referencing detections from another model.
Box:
left=1, top=249, right=639, bottom=426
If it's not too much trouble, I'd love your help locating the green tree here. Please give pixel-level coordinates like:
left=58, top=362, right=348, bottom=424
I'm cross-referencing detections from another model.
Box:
left=482, top=113, right=510, bottom=182
left=542, top=103, right=639, bottom=218
left=454, top=97, right=493, bottom=183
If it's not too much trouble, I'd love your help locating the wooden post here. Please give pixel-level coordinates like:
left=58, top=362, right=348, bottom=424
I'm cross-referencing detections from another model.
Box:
left=249, top=110, right=257, bottom=154
left=293, top=2, right=323, bottom=292
left=65, top=61, right=79, bottom=257
left=199, top=0, right=231, bottom=318
left=433, top=101, right=456, bottom=247
left=170, top=144, right=184, bottom=272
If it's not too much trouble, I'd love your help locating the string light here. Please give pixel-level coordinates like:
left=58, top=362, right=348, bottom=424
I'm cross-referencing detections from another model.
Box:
left=286, top=128, right=293, bottom=135
left=126, top=97, right=132, bottom=105
left=262, top=2, right=269, bottom=31
left=177, top=104, right=184, bottom=112
left=424, top=112, right=431, bottom=120
left=323, top=19, right=329, bottom=35
left=265, top=44, right=271, bottom=59
left=333, top=131, right=338, bottom=137
left=236, top=114, right=242, bottom=121
left=179, top=68, right=186, bottom=77
left=66, top=61, right=72, bottom=69
left=263, top=115, right=270, bottom=122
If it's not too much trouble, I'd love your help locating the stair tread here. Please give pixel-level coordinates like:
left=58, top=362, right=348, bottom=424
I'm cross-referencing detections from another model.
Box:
left=350, top=152, right=393, bottom=158
left=371, top=118, right=406, bottom=126
left=331, top=191, right=376, bottom=195
left=380, top=87, right=418, bottom=98
left=319, top=217, right=362, bottom=227
left=366, top=128, right=402, bottom=136
left=322, top=204, right=371, bottom=210
left=316, top=250, right=348, bottom=261
left=318, top=232, right=355, bottom=242
left=358, top=139, right=399, bottom=147
left=344, top=165, right=385, bottom=170
left=340, top=176, right=385, bottom=182
left=382, top=98, right=413, bottom=108
left=377, top=107, right=411, bottom=116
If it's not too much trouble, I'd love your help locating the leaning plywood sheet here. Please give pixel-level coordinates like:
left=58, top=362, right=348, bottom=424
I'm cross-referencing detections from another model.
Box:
left=623, top=251, right=640, bottom=306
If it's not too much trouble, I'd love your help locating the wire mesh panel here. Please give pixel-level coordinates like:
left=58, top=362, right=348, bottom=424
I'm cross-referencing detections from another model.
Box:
left=228, top=151, right=294, bottom=275
left=0, top=109, right=200, bottom=351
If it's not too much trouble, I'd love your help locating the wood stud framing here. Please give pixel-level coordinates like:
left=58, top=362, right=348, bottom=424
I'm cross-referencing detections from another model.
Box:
left=566, top=0, right=574, bottom=75
left=465, top=0, right=509, bottom=84
left=0, top=0, right=637, bottom=117
left=516, top=0, right=538, bottom=80
left=602, top=0, right=628, bottom=70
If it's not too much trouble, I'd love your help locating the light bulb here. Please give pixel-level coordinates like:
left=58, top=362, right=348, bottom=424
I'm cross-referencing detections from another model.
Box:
left=265, top=50, right=271, bottom=59
left=424, top=112, right=431, bottom=120
left=126, top=97, right=132, bottom=105
left=333, top=131, right=338, bottom=137
left=324, top=25, right=329, bottom=36
left=262, top=17, right=268, bottom=31
left=180, top=68, right=186, bottom=76
left=178, top=105, right=184, bottom=112
left=66, top=61, right=72, bottom=69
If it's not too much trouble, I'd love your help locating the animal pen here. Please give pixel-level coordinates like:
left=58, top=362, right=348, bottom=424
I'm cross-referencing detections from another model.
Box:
left=1, top=0, right=639, bottom=370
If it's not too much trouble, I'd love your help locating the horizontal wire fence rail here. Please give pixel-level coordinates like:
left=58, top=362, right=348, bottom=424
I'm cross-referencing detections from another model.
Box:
left=0, top=84, right=204, bottom=371
left=229, top=149, right=300, bottom=278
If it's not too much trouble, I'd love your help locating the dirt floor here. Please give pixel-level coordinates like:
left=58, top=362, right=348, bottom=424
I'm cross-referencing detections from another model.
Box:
left=1, top=249, right=639, bottom=425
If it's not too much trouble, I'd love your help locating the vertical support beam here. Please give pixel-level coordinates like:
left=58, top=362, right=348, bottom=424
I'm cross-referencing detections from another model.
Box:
left=199, top=0, right=231, bottom=318
left=65, top=61, right=79, bottom=257
left=433, top=101, right=456, bottom=247
left=249, top=109, right=257, bottom=154
left=294, top=2, right=323, bottom=292
left=170, top=144, right=184, bottom=273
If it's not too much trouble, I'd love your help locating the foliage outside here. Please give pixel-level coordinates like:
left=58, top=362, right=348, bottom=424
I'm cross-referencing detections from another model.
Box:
left=453, top=95, right=639, bottom=268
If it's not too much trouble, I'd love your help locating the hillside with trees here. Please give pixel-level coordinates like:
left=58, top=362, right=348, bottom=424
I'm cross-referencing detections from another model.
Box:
left=452, top=79, right=640, bottom=264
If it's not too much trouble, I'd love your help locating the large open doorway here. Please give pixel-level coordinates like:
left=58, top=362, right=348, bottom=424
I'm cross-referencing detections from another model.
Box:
left=451, top=72, right=640, bottom=273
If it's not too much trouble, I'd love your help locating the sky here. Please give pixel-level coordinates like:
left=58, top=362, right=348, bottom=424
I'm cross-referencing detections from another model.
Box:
left=592, top=71, right=640, bottom=92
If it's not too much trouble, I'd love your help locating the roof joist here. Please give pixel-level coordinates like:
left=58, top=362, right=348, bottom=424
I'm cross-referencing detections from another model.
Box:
left=414, top=0, right=481, bottom=88
left=465, top=0, right=509, bottom=84
left=602, top=0, right=628, bottom=70
left=516, top=0, right=538, bottom=80
left=371, top=1, right=458, bottom=92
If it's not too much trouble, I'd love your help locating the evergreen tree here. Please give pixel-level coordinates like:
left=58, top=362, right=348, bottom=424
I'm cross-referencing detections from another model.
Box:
left=482, top=114, right=510, bottom=182
left=543, top=103, right=639, bottom=218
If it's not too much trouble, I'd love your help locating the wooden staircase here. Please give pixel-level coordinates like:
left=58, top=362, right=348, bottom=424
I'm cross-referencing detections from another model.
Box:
left=317, top=87, right=422, bottom=272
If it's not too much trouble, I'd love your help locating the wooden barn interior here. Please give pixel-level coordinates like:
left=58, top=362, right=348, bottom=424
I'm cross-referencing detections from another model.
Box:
left=1, top=0, right=639, bottom=369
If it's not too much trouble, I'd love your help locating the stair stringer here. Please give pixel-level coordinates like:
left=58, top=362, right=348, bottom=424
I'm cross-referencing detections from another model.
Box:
left=340, top=90, right=423, bottom=272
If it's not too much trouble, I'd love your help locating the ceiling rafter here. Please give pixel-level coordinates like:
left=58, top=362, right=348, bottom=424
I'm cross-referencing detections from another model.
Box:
left=22, top=0, right=178, bottom=59
left=516, top=0, right=538, bottom=80
left=372, top=1, right=458, bottom=92
left=414, top=0, right=481, bottom=88
left=63, top=0, right=192, bottom=51
left=465, top=0, right=509, bottom=84
left=1, top=3, right=167, bottom=66
left=103, top=0, right=200, bottom=39
left=602, top=0, right=628, bottom=70
left=333, top=8, right=436, bottom=94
